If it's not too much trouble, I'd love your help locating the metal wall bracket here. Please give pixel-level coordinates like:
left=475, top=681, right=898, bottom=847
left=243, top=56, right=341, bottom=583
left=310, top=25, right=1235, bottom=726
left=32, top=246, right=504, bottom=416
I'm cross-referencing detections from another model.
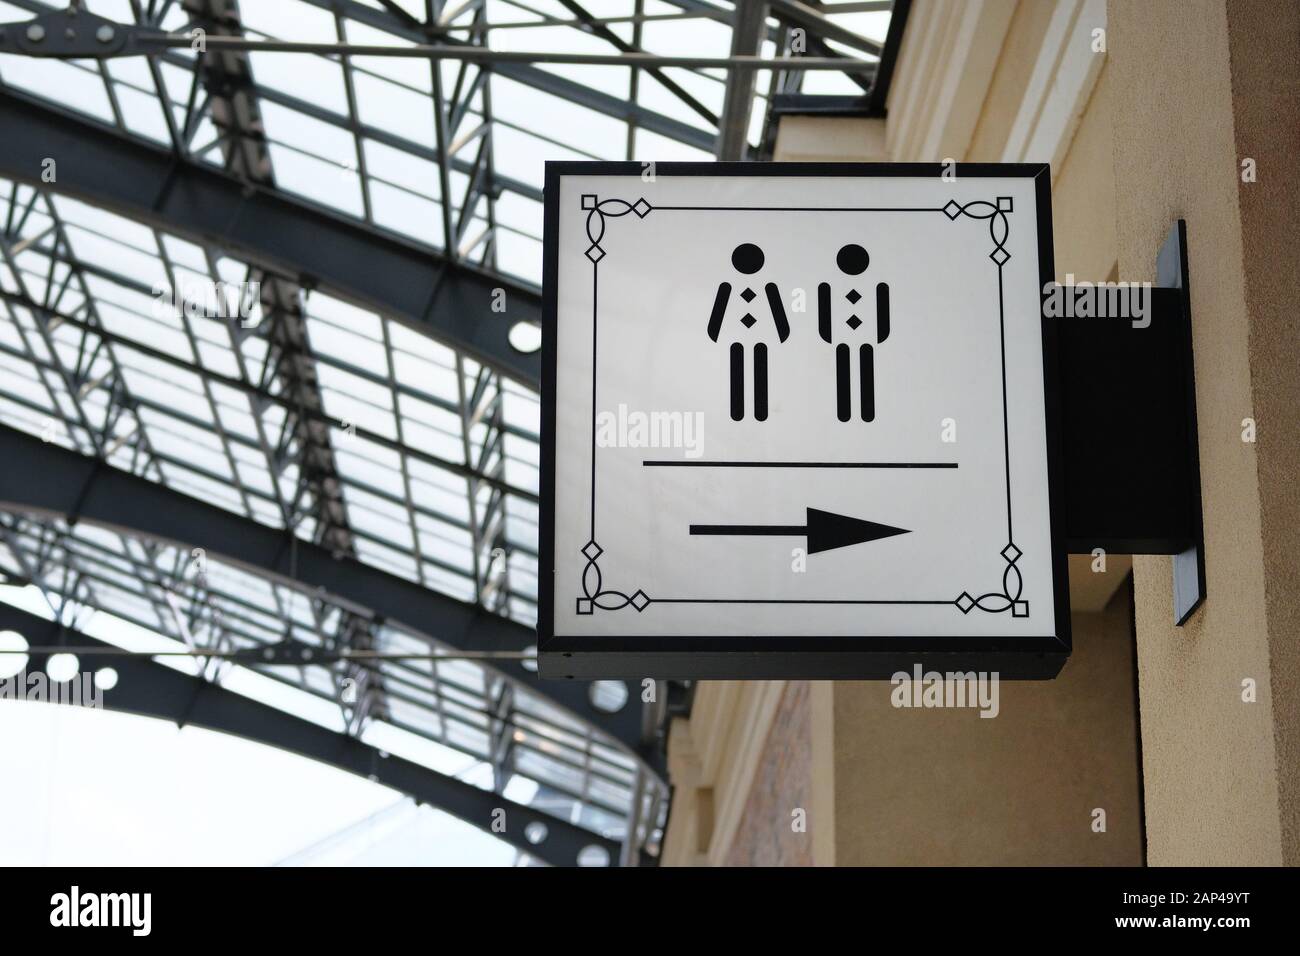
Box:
left=1158, top=222, right=1206, bottom=625
left=1058, top=220, right=1205, bottom=625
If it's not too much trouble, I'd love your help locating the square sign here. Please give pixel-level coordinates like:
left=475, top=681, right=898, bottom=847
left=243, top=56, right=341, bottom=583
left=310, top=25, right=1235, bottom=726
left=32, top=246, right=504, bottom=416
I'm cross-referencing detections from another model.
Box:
left=538, top=163, right=1070, bottom=679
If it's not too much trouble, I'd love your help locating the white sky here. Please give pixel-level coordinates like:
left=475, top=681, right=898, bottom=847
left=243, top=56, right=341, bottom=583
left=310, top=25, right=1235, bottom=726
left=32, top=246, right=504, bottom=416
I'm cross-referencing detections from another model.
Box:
left=0, top=701, right=520, bottom=866
left=0, top=582, right=523, bottom=866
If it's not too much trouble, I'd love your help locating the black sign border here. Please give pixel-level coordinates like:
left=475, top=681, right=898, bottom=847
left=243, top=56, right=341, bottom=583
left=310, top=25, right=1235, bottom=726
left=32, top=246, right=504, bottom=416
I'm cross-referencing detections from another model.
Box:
left=538, top=162, right=1069, bottom=680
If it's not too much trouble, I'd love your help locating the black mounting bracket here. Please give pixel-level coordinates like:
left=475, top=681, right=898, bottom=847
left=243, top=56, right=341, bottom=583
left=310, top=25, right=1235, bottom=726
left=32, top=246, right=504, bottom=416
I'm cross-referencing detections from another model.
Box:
left=0, top=8, right=166, bottom=60
left=1058, top=220, right=1205, bottom=625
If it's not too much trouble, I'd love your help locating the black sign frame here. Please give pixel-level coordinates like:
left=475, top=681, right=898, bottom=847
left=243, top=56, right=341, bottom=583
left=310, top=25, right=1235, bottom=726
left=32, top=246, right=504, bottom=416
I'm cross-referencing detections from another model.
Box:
left=537, top=162, right=1070, bottom=680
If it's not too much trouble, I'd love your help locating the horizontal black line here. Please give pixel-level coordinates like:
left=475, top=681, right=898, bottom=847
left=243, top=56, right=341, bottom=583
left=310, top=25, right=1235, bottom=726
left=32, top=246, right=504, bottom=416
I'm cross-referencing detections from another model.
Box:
left=650, top=599, right=956, bottom=605
left=644, top=460, right=958, bottom=469
left=650, top=206, right=946, bottom=212
left=689, top=524, right=804, bottom=536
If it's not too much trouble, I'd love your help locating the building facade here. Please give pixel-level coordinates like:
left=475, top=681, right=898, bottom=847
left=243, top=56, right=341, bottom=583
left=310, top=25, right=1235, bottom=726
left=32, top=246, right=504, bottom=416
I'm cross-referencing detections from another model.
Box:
left=663, top=0, right=1299, bottom=867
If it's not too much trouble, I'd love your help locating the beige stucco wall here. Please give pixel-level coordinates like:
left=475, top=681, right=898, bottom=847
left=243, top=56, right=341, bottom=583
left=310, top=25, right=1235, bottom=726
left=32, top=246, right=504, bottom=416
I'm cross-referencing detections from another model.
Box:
left=966, top=0, right=1059, bottom=161
left=1048, top=62, right=1117, bottom=283
left=1228, top=0, right=1300, bottom=864
left=667, top=592, right=1142, bottom=867
left=662, top=680, right=798, bottom=866
left=1108, top=0, right=1300, bottom=866
left=830, top=585, right=1143, bottom=865
left=774, top=116, right=888, bottom=163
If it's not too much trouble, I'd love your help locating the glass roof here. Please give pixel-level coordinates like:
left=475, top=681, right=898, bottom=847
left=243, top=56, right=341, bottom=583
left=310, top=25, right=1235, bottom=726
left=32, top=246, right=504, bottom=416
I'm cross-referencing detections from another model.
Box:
left=0, top=181, right=542, bottom=618
left=0, top=0, right=898, bottom=863
left=0, top=0, right=894, bottom=286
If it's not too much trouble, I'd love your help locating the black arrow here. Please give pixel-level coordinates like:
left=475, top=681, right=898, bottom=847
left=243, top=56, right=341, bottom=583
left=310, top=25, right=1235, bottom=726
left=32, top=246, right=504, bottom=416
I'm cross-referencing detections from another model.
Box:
left=689, top=507, right=911, bottom=555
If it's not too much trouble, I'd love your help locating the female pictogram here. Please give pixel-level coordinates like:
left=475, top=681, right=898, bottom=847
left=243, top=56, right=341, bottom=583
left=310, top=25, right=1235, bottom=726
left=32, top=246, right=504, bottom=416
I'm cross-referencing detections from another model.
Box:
left=817, top=243, right=891, bottom=422
left=707, top=242, right=790, bottom=421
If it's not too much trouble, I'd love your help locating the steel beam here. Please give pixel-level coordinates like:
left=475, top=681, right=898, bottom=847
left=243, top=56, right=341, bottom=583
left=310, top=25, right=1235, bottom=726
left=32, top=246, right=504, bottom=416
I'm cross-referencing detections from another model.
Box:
left=0, top=602, right=619, bottom=867
left=768, top=0, right=884, bottom=58
left=555, top=0, right=718, bottom=129
left=0, top=89, right=543, bottom=386
left=296, top=0, right=716, bottom=152
left=0, top=424, right=652, bottom=766
left=182, top=0, right=385, bottom=722
left=866, top=0, right=910, bottom=116
left=717, top=1, right=769, bottom=160
left=138, top=34, right=872, bottom=71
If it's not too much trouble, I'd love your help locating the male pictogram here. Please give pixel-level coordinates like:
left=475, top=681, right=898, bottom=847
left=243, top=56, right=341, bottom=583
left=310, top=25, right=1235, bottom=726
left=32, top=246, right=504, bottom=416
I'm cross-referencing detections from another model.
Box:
left=818, top=243, right=891, bottom=422
left=707, top=242, right=790, bottom=421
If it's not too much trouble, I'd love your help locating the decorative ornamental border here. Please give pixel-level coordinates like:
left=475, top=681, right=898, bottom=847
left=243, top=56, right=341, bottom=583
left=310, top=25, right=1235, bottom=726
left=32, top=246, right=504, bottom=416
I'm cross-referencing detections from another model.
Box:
left=574, top=194, right=1028, bottom=621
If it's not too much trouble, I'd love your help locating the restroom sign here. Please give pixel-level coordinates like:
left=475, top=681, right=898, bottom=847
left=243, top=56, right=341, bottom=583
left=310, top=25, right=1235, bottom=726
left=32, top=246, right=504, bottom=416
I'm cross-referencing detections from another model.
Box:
left=538, top=163, right=1070, bottom=680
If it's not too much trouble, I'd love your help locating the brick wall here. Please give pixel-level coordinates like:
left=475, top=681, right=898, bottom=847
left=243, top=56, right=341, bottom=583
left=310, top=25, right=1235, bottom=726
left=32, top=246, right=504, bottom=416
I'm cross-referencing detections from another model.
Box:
left=724, top=680, right=814, bottom=866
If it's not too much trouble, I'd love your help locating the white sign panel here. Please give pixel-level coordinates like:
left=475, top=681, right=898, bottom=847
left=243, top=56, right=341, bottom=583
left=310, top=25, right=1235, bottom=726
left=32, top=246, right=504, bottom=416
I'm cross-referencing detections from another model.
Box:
left=539, top=164, right=1069, bottom=679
